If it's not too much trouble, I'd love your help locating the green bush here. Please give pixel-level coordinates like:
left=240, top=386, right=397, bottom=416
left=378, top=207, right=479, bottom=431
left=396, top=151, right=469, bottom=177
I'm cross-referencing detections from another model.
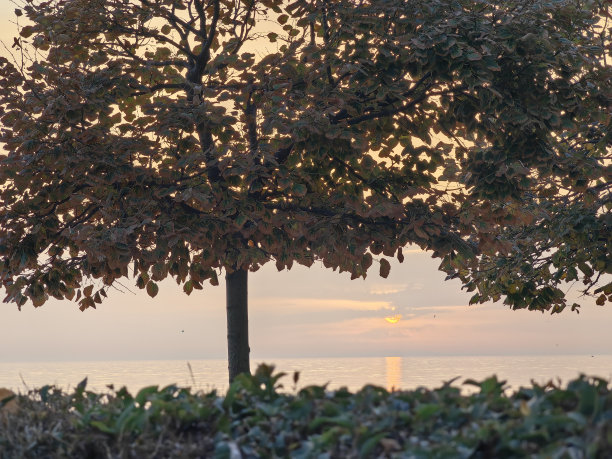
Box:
left=1, top=364, right=611, bottom=458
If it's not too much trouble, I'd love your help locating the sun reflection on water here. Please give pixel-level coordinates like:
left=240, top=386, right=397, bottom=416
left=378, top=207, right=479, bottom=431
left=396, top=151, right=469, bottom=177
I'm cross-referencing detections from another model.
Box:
left=385, top=356, right=402, bottom=391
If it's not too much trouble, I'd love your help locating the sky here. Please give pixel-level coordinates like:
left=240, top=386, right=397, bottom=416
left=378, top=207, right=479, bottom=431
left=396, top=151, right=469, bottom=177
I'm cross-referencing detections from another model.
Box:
left=0, top=2, right=610, bottom=363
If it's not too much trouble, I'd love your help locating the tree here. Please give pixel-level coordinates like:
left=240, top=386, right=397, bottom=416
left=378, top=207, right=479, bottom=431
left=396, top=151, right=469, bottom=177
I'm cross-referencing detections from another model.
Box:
left=1, top=0, right=609, bottom=382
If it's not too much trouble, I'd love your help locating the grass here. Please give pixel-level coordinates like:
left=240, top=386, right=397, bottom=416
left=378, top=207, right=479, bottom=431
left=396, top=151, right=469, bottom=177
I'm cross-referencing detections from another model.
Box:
left=1, top=364, right=611, bottom=458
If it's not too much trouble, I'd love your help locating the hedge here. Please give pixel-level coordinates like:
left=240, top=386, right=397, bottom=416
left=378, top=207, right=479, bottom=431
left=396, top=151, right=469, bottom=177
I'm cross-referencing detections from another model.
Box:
left=1, top=364, right=611, bottom=458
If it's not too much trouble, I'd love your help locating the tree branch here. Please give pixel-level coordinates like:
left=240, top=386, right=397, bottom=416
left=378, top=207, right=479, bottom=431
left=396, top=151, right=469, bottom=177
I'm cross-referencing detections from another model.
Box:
left=189, top=0, right=220, bottom=83
left=139, top=0, right=201, bottom=39
left=51, top=203, right=101, bottom=239
left=129, top=82, right=189, bottom=97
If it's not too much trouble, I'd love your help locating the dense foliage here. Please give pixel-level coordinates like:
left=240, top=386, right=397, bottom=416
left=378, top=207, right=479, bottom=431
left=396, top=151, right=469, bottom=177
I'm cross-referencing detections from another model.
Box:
left=1, top=0, right=609, bottom=315
left=1, top=365, right=612, bottom=458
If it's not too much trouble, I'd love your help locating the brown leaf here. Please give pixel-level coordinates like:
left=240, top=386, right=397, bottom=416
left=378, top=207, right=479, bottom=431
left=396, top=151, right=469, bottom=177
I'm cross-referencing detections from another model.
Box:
left=596, top=294, right=605, bottom=306
left=83, top=285, right=94, bottom=297
left=414, top=227, right=428, bottom=239
left=0, top=388, right=19, bottom=417
left=380, top=438, right=401, bottom=452
left=379, top=258, right=391, bottom=278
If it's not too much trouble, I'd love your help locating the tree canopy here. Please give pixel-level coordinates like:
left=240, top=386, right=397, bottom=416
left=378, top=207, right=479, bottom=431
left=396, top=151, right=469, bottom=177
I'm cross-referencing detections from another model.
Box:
left=1, top=0, right=610, bottom=317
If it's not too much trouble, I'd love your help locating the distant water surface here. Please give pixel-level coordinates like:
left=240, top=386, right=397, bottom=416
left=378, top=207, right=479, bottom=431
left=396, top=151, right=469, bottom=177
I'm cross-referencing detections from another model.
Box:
left=1, top=355, right=610, bottom=394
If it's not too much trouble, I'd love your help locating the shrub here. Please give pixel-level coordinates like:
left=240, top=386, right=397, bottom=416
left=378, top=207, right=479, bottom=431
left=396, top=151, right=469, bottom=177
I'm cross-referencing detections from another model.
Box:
left=1, top=365, right=611, bottom=458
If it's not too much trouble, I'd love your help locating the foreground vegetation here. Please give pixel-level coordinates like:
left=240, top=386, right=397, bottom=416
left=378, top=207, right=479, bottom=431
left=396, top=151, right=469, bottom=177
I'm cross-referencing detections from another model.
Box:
left=1, top=365, right=611, bottom=458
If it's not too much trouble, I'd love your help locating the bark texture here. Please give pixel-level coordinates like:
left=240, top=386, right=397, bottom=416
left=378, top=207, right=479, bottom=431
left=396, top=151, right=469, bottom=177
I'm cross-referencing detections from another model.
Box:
left=225, top=269, right=250, bottom=382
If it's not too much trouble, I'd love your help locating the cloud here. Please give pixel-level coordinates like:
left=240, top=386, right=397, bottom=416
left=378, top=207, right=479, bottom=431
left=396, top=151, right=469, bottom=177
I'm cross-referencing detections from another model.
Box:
left=307, top=316, right=397, bottom=336
left=369, top=284, right=407, bottom=295
left=252, top=297, right=393, bottom=312
left=406, top=305, right=466, bottom=315
left=368, top=281, right=425, bottom=296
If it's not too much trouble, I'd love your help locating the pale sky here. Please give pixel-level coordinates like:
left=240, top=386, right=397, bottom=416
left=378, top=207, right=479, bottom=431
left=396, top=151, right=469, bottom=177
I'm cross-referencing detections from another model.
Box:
left=0, top=2, right=610, bottom=363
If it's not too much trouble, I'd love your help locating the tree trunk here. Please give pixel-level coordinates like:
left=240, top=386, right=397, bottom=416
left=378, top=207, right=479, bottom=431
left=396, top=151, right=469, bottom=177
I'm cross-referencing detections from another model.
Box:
left=225, top=268, right=250, bottom=383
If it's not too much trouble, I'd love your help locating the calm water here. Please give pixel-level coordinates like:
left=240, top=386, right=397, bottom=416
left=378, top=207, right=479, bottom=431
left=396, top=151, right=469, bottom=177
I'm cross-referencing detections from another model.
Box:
left=1, top=355, right=611, bottom=394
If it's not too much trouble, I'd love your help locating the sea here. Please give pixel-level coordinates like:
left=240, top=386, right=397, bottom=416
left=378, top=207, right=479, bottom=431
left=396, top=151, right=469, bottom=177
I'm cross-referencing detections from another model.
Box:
left=1, top=355, right=611, bottom=395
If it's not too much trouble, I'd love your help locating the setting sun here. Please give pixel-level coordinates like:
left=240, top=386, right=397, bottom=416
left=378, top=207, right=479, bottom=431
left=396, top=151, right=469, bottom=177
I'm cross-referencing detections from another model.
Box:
left=384, top=315, right=402, bottom=324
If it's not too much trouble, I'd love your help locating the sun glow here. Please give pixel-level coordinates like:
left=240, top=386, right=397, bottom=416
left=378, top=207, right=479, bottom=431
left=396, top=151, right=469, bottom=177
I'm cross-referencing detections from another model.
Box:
left=384, top=314, right=402, bottom=324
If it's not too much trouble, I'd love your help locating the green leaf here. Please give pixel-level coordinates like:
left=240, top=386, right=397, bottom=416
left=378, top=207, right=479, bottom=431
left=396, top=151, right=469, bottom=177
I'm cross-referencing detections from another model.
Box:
left=89, top=420, right=116, bottom=434
left=308, top=415, right=354, bottom=431
left=292, top=183, right=307, bottom=197
left=415, top=403, right=441, bottom=420
left=360, top=432, right=387, bottom=457
left=136, top=273, right=149, bottom=289
left=450, top=46, right=462, bottom=58
left=183, top=280, right=193, bottom=295
left=146, top=281, right=159, bottom=298
left=483, top=55, right=500, bottom=71
left=235, top=214, right=247, bottom=228
left=135, top=385, right=159, bottom=405
left=76, top=377, right=88, bottom=393
left=578, top=262, right=593, bottom=277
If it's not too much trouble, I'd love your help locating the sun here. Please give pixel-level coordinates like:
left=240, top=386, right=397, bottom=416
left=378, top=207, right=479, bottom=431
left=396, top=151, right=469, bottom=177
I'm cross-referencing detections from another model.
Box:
left=384, top=314, right=402, bottom=324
